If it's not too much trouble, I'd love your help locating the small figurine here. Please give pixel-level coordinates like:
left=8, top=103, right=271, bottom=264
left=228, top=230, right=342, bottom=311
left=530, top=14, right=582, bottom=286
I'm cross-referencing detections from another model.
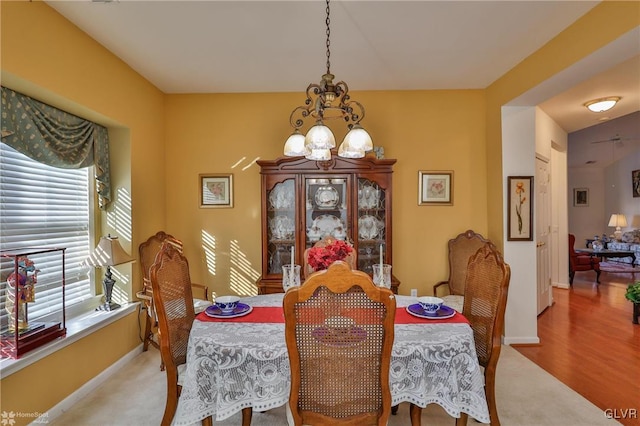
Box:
left=6, top=256, right=39, bottom=332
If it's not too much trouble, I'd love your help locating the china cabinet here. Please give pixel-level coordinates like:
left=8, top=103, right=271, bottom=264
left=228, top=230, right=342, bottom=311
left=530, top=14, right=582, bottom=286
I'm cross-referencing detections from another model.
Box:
left=256, top=153, right=400, bottom=294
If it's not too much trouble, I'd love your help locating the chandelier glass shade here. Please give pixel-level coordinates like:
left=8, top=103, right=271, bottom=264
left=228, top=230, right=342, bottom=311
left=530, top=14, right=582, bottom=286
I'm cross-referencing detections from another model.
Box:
left=283, top=0, right=372, bottom=160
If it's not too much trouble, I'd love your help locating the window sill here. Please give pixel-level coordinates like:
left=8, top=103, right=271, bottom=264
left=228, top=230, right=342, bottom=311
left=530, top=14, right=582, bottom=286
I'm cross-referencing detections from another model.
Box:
left=0, top=302, right=139, bottom=378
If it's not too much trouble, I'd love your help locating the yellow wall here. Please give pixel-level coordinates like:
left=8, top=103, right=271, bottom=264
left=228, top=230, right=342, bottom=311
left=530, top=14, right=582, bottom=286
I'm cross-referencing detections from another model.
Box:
left=485, top=1, right=640, bottom=245
left=1, top=2, right=164, bottom=423
left=1, top=0, right=638, bottom=422
left=164, top=90, right=487, bottom=298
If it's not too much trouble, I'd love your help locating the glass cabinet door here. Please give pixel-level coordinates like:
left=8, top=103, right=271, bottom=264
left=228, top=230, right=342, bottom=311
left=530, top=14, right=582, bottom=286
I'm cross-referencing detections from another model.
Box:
left=357, top=178, right=386, bottom=274
left=304, top=177, right=349, bottom=249
left=266, top=179, right=295, bottom=274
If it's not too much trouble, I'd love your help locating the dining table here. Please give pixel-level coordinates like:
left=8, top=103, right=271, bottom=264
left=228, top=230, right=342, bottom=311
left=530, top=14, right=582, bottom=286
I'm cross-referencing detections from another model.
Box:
left=171, top=293, right=490, bottom=425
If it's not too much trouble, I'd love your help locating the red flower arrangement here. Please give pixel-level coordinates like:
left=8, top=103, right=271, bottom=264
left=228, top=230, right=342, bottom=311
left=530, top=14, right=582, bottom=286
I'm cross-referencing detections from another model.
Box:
left=307, top=239, right=354, bottom=271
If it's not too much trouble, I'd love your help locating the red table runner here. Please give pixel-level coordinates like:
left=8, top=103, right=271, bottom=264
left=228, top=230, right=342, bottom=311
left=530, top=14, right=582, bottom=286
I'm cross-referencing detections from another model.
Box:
left=196, top=306, right=468, bottom=325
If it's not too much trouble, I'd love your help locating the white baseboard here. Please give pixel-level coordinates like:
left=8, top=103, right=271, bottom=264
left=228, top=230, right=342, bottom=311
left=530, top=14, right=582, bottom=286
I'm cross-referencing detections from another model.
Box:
left=503, top=336, right=540, bottom=345
left=554, top=281, right=570, bottom=289
left=34, top=344, right=143, bottom=425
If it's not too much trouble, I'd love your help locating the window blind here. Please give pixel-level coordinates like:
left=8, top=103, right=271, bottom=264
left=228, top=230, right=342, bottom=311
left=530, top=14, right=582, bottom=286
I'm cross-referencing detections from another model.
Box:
left=0, top=143, right=93, bottom=328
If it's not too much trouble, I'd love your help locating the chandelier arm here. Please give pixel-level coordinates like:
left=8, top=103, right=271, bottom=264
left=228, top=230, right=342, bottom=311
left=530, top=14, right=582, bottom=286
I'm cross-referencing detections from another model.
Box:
left=289, top=106, right=312, bottom=129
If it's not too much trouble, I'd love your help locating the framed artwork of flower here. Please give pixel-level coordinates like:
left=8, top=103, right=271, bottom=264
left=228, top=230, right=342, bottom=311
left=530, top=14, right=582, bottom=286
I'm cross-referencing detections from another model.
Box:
left=507, top=176, right=533, bottom=241
left=200, top=174, right=233, bottom=208
left=418, top=170, right=453, bottom=205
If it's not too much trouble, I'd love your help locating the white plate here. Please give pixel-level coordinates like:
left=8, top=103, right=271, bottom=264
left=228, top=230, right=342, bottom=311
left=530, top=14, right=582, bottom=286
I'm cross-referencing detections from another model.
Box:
left=358, top=186, right=379, bottom=209
left=269, top=184, right=294, bottom=209
left=308, top=215, right=344, bottom=240
left=270, top=215, right=295, bottom=239
left=358, top=215, right=384, bottom=240
left=314, top=186, right=340, bottom=209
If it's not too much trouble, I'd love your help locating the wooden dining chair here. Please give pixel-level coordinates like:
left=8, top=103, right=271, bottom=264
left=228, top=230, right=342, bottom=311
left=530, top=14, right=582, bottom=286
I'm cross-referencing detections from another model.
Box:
left=284, top=260, right=396, bottom=425
left=150, top=242, right=251, bottom=426
left=410, top=244, right=510, bottom=426
left=138, top=231, right=210, bottom=359
left=432, top=229, right=494, bottom=311
left=150, top=242, right=196, bottom=426
left=302, top=235, right=357, bottom=279
left=568, top=233, right=601, bottom=285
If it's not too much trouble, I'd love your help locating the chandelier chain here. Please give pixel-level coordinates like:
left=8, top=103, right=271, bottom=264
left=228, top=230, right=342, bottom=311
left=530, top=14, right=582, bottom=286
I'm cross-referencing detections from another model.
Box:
left=325, top=0, right=331, bottom=74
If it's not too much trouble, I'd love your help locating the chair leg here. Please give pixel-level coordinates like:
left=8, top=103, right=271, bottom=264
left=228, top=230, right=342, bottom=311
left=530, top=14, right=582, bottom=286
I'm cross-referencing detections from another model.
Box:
left=142, top=313, right=152, bottom=352
left=409, top=403, right=422, bottom=426
left=569, top=270, right=574, bottom=285
left=201, top=416, right=213, bottom=426
left=241, top=407, right=252, bottom=426
left=485, top=367, right=501, bottom=426
left=161, top=376, right=179, bottom=426
left=596, top=270, right=601, bottom=284
left=391, top=404, right=398, bottom=415
left=456, top=412, right=468, bottom=426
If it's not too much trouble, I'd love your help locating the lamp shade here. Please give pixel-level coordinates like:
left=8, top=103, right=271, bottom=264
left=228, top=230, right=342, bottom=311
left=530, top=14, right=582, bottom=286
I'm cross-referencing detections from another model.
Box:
left=283, top=130, right=308, bottom=157
left=608, top=214, right=628, bottom=228
left=85, top=235, right=134, bottom=267
left=304, top=122, right=336, bottom=150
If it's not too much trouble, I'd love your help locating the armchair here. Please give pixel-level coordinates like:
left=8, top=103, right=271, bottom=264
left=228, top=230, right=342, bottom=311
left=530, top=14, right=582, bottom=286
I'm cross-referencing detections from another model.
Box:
left=433, top=230, right=494, bottom=311
left=568, top=234, right=601, bottom=285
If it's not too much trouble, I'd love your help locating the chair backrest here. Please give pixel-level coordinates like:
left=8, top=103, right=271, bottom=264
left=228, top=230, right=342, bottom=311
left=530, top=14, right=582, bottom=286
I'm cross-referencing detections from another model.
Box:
left=446, top=230, right=493, bottom=296
left=302, top=235, right=357, bottom=279
left=284, top=261, right=395, bottom=426
left=150, top=242, right=195, bottom=371
left=139, top=231, right=183, bottom=292
left=462, top=244, right=510, bottom=369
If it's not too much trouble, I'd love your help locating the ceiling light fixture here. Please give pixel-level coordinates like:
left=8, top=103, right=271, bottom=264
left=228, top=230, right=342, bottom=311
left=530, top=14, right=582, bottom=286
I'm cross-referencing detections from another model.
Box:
left=584, top=96, right=620, bottom=113
left=283, top=0, right=372, bottom=161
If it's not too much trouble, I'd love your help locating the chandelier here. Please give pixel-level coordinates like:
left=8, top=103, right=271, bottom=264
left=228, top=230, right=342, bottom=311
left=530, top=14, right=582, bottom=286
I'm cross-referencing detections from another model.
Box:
left=283, top=0, right=373, bottom=161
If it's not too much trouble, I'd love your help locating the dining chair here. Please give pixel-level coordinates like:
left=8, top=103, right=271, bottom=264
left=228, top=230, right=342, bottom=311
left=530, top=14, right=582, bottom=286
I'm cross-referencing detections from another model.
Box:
left=432, top=229, right=494, bottom=311
left=410, top=244, right=510, bottom=426
left=284, top=260, right=396, bottom=425
left=137, top=231, right=210, bottom=361
left=150, top=242, right=251, bottom=426
left=568, top=233, right=601, bottom=285
left=302, top=235, right=357, bottom=279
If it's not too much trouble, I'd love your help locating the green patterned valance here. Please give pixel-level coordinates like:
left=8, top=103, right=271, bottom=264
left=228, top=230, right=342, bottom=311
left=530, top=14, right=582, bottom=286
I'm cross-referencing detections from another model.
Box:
left=1, top=86, right=111, bottom=209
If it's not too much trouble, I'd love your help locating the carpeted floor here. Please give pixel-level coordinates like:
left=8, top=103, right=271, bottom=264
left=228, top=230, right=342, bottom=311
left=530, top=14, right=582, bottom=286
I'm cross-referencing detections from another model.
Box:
left=49, top=345, right=620, bottom=426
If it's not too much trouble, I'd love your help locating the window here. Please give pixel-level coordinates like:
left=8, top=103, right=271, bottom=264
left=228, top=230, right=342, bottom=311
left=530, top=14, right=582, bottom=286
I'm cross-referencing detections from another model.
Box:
left=0, top=143, right=94, bottom=328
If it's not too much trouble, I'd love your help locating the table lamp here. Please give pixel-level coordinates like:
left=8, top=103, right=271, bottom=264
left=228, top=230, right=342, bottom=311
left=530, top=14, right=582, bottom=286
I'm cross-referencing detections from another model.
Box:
left=85, top=234, right=134, bottom=311
left=608, top=214, right=628, bottom=241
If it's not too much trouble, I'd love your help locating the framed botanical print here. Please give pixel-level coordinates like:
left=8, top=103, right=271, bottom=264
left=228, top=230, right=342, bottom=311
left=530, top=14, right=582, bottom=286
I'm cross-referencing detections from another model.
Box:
left=200, top=174, right=233, bottom=208
left=507, top=176, right=533, bottom=241
left=632, top=169, right=640, bottom=198
left=418, top=171, right=453, bottom=205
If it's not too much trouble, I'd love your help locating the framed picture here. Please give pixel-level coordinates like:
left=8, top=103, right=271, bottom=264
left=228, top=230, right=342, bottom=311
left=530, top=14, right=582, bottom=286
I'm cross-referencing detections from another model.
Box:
left=632, top=169, right=640, bottom=198
left=573, top=188, right=588, bottom=207
left=200, top=174, right=233, bottom=208
left=418, top=171, right=453, bottom=205
left=507, top=176, right=533, bottom=241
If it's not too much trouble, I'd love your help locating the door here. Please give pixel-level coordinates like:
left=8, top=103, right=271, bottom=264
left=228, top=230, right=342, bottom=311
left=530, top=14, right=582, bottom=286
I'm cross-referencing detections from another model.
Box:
left=536, top=156, right=552, bottom=314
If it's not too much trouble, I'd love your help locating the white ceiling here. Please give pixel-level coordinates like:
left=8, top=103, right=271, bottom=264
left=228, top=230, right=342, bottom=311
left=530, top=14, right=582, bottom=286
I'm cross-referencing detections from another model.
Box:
left=46, top=0, right=640, bottom=163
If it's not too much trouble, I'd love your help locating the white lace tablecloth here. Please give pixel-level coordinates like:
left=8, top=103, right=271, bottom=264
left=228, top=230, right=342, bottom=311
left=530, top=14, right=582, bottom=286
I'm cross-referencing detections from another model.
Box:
left=172, top=294, right=490, bottom=425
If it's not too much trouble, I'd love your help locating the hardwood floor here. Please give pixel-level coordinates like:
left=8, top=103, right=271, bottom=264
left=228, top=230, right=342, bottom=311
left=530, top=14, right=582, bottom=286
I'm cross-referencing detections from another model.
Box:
left=514, top=270, right=640, bottom=426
